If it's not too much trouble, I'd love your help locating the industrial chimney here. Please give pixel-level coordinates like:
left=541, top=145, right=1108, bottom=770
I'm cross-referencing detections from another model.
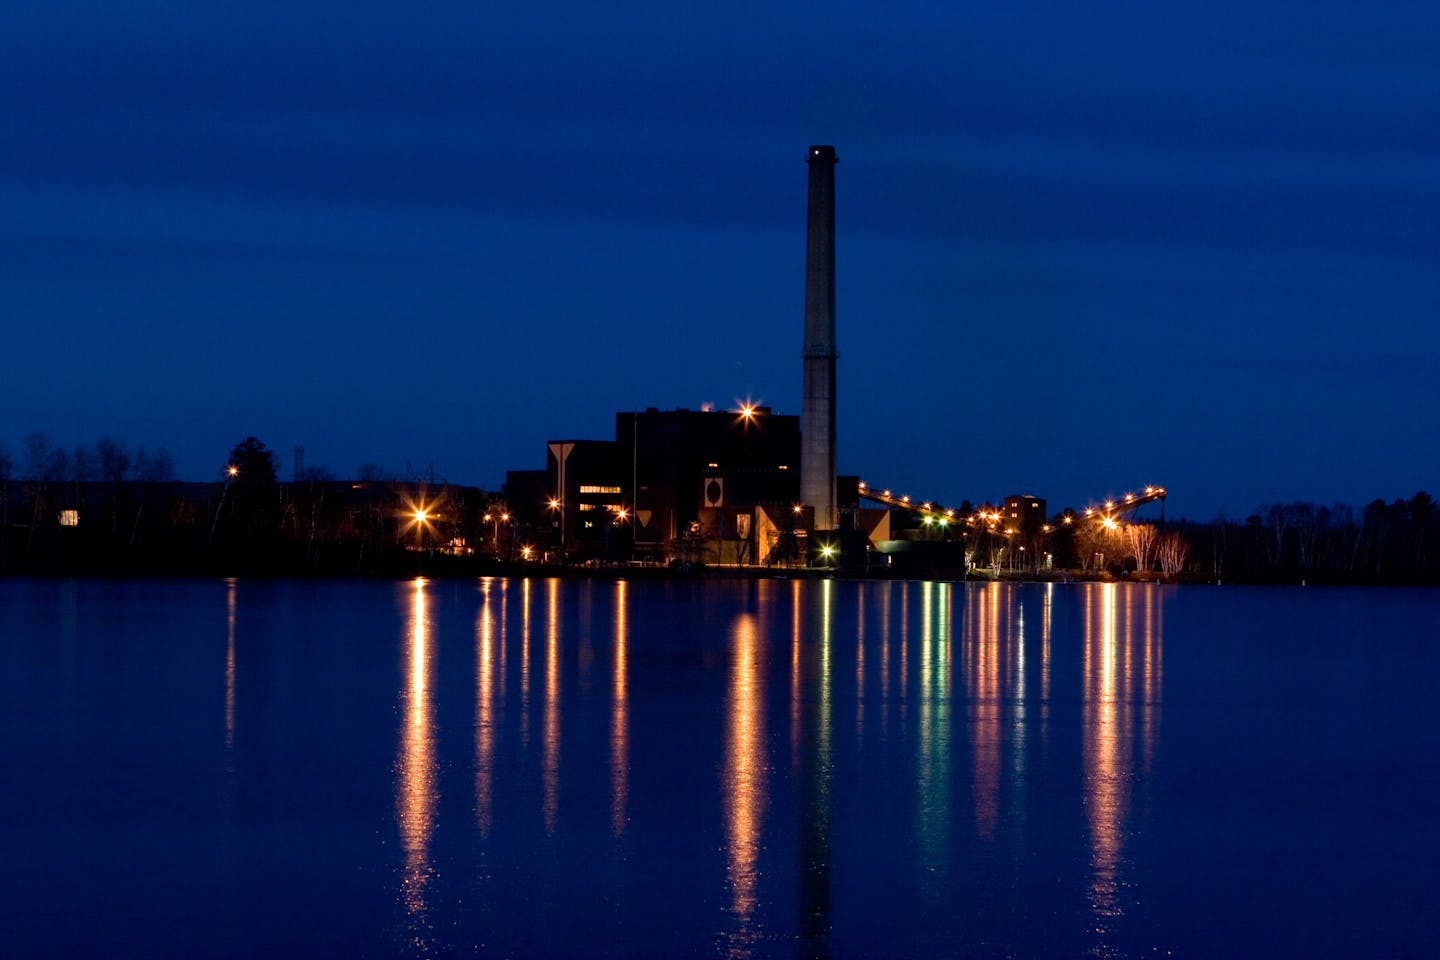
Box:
left=801, top=145, right=838, bottom=532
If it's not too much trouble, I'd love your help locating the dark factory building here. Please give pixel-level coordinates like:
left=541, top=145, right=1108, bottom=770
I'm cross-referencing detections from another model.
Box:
left=625, top=406, right=800, bottom=554
left=505, top=406, right=814, bottom=562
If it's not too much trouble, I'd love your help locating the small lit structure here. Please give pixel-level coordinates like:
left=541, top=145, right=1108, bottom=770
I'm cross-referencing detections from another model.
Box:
left=59, top=509, right=79, bottom=527
left=1003, top=494, right=1047, bottom=539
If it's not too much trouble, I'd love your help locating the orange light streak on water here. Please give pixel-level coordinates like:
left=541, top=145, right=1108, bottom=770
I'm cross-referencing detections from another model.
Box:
left=610, top=580, right=629, bottom=837
left=543, top=578, right=561, bottom=834
left=476, top=578, right=495, bottom=836
left=397, top=578, right=437, bottom=938
left=724, top=612, right=766, bottom=954
left=1085, top=582, right=1127, bottom=940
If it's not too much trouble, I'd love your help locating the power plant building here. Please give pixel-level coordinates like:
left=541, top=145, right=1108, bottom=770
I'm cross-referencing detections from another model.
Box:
left=506, top=407, right=813, bottom=563
left=500, top=145, right=858, bottom=565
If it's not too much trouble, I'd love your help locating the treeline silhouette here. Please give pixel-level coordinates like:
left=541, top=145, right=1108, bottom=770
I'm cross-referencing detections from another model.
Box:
left=2, top=433, right=1435, bottom=583
left=0, top=434, right=501, bottom=577
left=1154, top=494, right=1438, bottom=585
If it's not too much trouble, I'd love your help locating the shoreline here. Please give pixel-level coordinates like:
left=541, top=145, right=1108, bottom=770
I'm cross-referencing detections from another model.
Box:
left=0, top=562, right=1428, bottom=587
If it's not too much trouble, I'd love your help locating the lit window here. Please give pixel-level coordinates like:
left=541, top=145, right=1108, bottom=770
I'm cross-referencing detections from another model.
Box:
left=59, top=510, right=79, bottom=527
left=578, top=503, right=597, bottom=511
left=579, top=485, right=621, bottom=494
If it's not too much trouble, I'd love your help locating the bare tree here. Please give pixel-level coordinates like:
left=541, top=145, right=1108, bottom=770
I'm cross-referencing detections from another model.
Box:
left=24, top=432, right=69, bottom=481
left=357, top=462, right=393, bottom=483
left=1266, top=504, right=1288, bottom=567
left=1292, top=504, right=1318, bottom=576
left=134, top=446, right=176, bottom=483
left=0, top=446, right=11, bottom=526
left=96, top=436, right=131, bottom=483
left=1124, top=523, right=1158, bottom=573
left=1074, top=520, right=1113, bottom=573
left=70, top=445, right=97, bottom=483
left=1211, top=517, right=1228, bottom=580
left=1158, top=530, right=1191, bottom=578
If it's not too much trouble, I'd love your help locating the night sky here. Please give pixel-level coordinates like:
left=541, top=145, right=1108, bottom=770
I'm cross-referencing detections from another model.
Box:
left=3, top=2, right=1436, bottom=518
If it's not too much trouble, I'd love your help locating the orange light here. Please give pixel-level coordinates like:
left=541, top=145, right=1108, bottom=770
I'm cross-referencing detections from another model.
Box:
left=226, top=465, right=239, bottom=477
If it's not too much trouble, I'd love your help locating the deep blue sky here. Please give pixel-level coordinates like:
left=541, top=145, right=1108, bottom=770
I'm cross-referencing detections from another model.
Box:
left=3, top=2, right=1436, bottom=517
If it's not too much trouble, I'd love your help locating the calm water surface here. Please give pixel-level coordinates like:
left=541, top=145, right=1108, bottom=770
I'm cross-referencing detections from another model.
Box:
left=2, top=578, right=1438, bottom=958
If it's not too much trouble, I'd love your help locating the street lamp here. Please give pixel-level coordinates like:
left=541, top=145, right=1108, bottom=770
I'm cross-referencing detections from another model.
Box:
left=483, top=509, right=511, bottom=556
left=409, top=505, right=435, bottom=555
left=548, top=498, right=563, bottom=564
left=209, top=463, right=238, bottom=545
left=605, top=505, right=630, bottom=562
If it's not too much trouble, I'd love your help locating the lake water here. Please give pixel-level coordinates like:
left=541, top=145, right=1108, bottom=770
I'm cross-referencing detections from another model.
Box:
left=2, top=577, right=1437, bottom=958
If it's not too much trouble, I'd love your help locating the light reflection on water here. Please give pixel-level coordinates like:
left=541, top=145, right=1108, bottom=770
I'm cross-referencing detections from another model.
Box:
left=375, top=577, right=1181, bottom=955
left=1082, top=583, right=1164, bottom=957
left=966, top=582, right=1002, bottom=841
left=224, top=577, right=236, bottom=760
left=917, top=581, right=951, bottom=874
left=724, top=612, right=764, bottom=955
left=11, top=576, right=1436, bottom=958
left=611, top=580, right=628, bottom=837
left=798, top=579, right=835, bottom=959
left=396, top=578, right=437, bottom=947
left=381, top=578, right=1179, bottom=955
left=543, top=578, right=561, bottom=834
left=475, top=578, right=495, bottom=835
left=1085, top=582, right=1127, bottom=936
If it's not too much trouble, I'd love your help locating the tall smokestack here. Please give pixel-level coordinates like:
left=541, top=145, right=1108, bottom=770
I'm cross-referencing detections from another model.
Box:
left=801, top=145, right=838, bottom=532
